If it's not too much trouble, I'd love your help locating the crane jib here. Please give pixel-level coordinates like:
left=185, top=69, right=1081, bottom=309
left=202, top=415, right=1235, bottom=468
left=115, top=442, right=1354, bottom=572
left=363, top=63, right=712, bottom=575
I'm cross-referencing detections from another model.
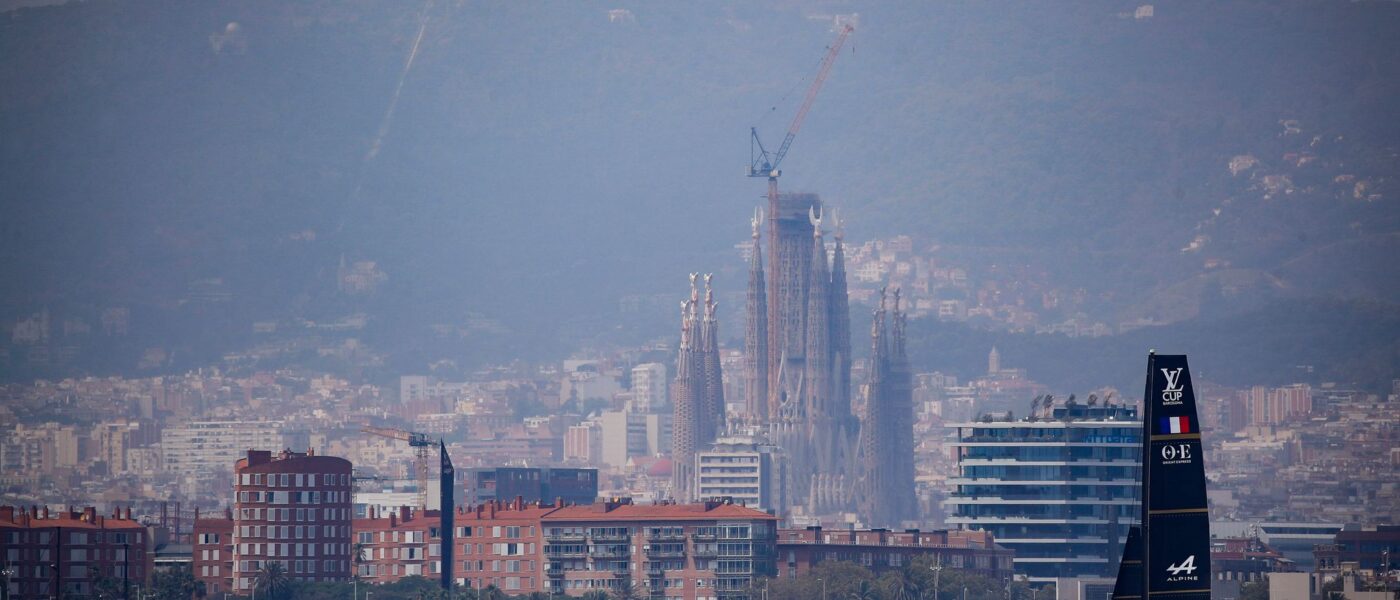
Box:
left=748, top=23, right=854, bottom=180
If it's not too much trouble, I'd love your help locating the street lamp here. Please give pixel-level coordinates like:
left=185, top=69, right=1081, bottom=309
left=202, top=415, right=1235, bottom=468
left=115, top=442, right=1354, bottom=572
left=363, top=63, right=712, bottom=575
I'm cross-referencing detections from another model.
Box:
left=931, top=556, right=943, bottom=600
left=819, top=577, right=826, bottom=600
left=1, top=565, right=15, bottom=600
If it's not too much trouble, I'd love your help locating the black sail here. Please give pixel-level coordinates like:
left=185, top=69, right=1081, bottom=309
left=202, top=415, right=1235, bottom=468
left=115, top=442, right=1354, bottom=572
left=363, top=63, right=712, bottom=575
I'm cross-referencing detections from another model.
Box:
left=1115, top=354, right=1211, bottom=600
left=1111, top=527, right=1144, bottom=600
left=440, top=440, right=455, bottom=590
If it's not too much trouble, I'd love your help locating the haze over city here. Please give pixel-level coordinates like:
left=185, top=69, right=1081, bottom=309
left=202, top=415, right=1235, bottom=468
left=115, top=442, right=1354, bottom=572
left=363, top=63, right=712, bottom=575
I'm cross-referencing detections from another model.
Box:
left=1, top=2, right=1397, bottom=600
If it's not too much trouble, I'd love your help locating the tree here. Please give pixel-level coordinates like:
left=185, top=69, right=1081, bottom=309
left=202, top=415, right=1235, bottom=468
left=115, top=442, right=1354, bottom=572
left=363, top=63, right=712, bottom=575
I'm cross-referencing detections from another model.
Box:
left=1239, top=581, right=1268, bottom=600
left=611, top=578, right=640, bottom=600
left=478, top=583, right=508, bottom=600
left=149, top=564, right=206, bottom=600
left=887, top=576, right=924, bottom=600
left=849, top=580, right=879, bottom=600
left=353, top=541, right=370, bottom=582
left=90, top=565, right=125, bottom=599
left=255, top=561, right=292, bottom=600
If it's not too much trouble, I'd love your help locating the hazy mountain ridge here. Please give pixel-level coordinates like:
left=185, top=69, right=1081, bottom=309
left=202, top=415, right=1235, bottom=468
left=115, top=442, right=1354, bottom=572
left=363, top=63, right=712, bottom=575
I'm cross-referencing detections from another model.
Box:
left=1, top=1, right=1397, bottom=383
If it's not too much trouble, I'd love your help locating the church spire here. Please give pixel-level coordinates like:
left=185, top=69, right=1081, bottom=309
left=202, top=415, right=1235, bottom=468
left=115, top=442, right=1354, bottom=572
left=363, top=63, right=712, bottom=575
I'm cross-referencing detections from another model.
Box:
left=672, top=275, right=703, bottom=502
left=829, top=208, right=852, bottom=420
left=803, top=206, right=831, bottom=417
left=700, top=274, right=725, bottom=442
left=860, top=287, right=917, bottom=527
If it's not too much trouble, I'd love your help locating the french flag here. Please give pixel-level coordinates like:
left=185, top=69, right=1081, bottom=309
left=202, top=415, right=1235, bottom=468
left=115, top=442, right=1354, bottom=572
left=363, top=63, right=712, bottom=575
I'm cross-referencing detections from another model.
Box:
left=1160, top=416, right=1191, bottom=434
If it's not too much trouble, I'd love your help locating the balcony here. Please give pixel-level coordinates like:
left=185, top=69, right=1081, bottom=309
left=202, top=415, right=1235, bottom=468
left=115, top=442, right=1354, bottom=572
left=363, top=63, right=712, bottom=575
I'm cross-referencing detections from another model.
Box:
left=591, top=532, right=630, bottom=542
left=588, top=549, right=630, bottom=558
left=645, top=548, right=686, bottom=558
left=546, top=532, right=585, bottom=542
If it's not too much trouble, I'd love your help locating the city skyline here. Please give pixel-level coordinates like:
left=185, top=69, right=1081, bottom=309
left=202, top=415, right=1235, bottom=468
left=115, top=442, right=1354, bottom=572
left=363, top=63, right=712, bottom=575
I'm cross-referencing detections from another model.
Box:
left=2, top=1, right=1398, bottom=599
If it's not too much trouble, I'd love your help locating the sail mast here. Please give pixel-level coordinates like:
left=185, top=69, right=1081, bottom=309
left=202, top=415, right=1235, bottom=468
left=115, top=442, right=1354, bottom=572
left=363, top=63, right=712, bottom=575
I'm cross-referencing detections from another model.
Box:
left=1140, top=352, right=1155, bottom=600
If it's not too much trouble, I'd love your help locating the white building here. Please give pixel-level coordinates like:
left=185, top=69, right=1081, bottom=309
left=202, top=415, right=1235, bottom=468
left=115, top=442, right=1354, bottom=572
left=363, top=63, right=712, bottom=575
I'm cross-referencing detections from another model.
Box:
left=598, top=411, right=671, bottom=468
left=946, top=401, right=1141, bottom=581
left=695, top=434, right=782, bottom=513
left=160, top=420, right=286, bottom=478
left=629, top=363, right=668, bottom=413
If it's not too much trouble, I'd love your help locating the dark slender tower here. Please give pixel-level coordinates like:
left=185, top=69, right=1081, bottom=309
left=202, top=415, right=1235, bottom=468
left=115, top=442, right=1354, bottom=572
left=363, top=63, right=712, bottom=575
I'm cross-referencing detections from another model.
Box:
left=439, top=440, right=454, bottom=591
left=744, top=209, right=770, bottom=423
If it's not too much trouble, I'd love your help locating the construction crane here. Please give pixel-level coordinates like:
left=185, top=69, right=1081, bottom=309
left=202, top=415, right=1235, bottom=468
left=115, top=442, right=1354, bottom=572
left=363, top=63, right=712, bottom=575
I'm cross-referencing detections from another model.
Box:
left=360, top=426, right=435, bottom=509
left=748, top=20, right=855, bottom=204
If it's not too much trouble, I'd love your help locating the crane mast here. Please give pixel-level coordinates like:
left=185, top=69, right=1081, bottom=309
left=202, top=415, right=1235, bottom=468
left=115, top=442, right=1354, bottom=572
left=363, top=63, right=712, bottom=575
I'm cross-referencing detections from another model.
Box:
left=748, top=22, right=855, bottom=204
left=360, top=426, right=436, bottom=509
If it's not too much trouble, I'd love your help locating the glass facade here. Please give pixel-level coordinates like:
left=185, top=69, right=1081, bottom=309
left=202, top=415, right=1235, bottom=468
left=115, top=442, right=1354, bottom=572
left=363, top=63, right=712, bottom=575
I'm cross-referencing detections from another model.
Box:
left=947, top=404, right=1141, bottom=581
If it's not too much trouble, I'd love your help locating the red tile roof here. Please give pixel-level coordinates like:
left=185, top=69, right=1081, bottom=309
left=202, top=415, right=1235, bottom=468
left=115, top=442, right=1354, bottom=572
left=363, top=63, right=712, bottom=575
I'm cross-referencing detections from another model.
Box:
left=543, top=502, right=775, bottom=523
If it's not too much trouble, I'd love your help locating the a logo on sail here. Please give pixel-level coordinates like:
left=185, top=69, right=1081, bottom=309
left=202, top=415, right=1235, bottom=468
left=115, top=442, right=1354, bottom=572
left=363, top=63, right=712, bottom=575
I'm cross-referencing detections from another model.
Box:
left=1159, top=443, right=1193, bottom=465
left=1160, top=368, right=1185, bottom=405
left=1165, top=555, right=1199, bottom=582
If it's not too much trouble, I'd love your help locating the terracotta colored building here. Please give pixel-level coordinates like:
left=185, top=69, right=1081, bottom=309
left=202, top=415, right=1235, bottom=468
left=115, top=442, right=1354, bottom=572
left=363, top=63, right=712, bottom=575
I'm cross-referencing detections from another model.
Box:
left=353, top=506, right=442, bottom=583
left=192, top=510, right=234, bottom=596
left=229, top=449, right=354, bottom=592
left=775, top=526, right=1013, bottom=581
left=445, top=497, right=777, bottom=600
left=453, top=498, right=559, bottom=594
left=0, top=505, right=150, bottom=598
left=1210, top=536, right=1296, bottom=583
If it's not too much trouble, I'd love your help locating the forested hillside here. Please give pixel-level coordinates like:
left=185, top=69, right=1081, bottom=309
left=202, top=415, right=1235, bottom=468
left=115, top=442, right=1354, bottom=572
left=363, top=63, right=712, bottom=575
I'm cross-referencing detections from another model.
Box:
left=2, top=1, right=1397, bottom=385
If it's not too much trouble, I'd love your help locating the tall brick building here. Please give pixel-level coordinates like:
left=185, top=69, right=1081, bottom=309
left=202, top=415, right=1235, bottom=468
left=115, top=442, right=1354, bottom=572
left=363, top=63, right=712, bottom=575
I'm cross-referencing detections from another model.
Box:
left=0, top=505, right=149, bottom=598
left=193, top=509, right=234, bottom=595
left=194, top=449, right=354, bottom=594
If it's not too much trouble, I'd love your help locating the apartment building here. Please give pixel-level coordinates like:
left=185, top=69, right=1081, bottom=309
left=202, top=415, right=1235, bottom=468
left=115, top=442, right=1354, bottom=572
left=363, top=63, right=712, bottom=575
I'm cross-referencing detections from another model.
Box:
left=443, top=498, right=776, bottom=600
left=946, top=400, right=1141, bottom=581
left=353, top=506, right=442, bottom=584
left=0, top=505, right=149, bottom=598
left=228, top=449, right=354, bottom=592
left=775, top=526, right=1013, bottom=580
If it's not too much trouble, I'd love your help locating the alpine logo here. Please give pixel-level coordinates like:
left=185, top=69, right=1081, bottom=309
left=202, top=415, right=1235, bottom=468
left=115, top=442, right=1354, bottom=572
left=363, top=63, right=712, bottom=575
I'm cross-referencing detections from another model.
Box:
left=1160, top=368, right=1185, bottom=405
left=1165, top=555, right=1199, bottom=582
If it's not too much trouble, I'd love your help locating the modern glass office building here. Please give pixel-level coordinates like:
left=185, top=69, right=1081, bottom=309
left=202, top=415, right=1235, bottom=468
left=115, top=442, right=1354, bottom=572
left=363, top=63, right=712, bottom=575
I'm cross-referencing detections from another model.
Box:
left=946, top=400, right=1141, bottom=581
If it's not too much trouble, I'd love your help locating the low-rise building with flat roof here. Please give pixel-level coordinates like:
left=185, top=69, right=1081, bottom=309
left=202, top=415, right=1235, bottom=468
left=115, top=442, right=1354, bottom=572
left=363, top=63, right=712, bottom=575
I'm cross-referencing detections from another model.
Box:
left=775, top=526, right=1013, bottom=581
